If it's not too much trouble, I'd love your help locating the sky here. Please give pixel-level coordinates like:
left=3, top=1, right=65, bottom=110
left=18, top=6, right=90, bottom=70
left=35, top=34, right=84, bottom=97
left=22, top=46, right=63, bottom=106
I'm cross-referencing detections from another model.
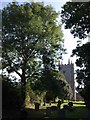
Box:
left=0, top=0, right=88, bottom=73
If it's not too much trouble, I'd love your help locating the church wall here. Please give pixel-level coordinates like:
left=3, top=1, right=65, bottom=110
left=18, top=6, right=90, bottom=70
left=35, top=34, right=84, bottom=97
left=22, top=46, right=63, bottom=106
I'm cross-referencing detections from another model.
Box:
left=59, top=63, right=76, bottom=100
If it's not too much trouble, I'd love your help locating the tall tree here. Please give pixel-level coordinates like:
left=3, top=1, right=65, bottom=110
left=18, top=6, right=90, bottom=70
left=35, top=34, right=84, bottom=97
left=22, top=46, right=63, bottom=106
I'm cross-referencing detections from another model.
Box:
left=72, top=42, right=90, bottom=108
left=61, top=2, right=90, bottom=108
left=2, top=2, right=63, bottom=107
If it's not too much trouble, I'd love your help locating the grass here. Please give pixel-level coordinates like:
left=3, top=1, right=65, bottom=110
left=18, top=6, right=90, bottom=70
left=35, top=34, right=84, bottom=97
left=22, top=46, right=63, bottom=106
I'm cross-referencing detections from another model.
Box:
left=26, top=100, right=88, bottom=119
left=26, top=106, right=88, bottom=119
left=3, top=100, right=89, bottom=119
left=66, top=106, right=87, bottom=119
left=40, top=100, right=85, bottom=109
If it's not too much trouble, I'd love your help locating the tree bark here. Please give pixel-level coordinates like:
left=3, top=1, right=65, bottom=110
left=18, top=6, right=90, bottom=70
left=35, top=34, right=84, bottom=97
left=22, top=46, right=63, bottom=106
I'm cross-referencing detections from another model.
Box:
left=21, top=69, right=26, bottom=108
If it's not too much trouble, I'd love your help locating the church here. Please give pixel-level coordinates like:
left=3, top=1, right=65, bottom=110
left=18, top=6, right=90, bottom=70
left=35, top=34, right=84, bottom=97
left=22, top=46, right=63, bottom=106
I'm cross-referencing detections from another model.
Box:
left=59, top=60, right=76, bottom=100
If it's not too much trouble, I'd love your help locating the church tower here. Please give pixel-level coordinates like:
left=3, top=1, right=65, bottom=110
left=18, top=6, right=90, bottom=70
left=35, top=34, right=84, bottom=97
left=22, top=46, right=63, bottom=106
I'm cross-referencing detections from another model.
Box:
left=59, top=60, right=76, bottom=100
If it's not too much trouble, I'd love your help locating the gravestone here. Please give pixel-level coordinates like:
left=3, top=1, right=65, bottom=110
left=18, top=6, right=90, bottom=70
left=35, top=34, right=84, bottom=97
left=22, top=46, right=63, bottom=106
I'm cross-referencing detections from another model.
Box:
left=68, top=102, right=74, bottom=111
left=57, top=100, right=61, bottom=110
left=35, top=103, right=40, bottom=110
left=63, top=104, right=68, bottom=109
left=43, top=101, right=46, bottom=106
left=68, top=102, right=73, bottom=107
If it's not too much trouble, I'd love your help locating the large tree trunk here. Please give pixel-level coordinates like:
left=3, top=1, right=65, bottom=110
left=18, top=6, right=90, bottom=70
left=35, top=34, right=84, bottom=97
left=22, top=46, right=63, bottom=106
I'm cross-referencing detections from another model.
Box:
left=21, top=70, right=26, bottom=108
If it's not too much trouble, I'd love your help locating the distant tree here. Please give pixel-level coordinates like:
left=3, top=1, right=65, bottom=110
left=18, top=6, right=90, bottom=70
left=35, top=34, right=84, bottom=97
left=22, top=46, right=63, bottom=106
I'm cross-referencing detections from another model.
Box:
left=31, top=69, right=73, bottom=102
left=2, top=2, right=63, bottom=107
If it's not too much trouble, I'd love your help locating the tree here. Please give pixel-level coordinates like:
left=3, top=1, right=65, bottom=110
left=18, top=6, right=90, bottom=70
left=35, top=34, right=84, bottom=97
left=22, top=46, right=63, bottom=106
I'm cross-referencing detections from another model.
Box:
left=72, top=42, right=90, bottom=108
left=30, top=42, right=71, bottom=102
left=2, top=2, right=63, bottom=107
left=72, top=43, right=90, bottom=85
left=61, top=2, right=90, bottom=39
left=31, top=69, right=73, bottom=102
left=61, top=2, right=90, bottom=108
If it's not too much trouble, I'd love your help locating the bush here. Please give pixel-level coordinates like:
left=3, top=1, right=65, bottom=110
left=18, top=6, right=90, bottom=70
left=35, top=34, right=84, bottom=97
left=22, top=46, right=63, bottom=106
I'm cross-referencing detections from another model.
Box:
left=45, top=91, right=54, bottom=103
left=80, top=83, right=90, bottom=109
left=2, top=80, right=22, bottom=109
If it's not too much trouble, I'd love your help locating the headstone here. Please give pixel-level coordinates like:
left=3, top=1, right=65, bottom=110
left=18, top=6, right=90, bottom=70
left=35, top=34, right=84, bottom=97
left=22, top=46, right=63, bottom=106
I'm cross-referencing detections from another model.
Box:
left=49, top=102, right=51, bottom=105
left=35, top=103, right=40, bottom=110
left=68, top=102, right=73, bottom=107
left=57, top=100, right=61, bottom=110
left=43, top=102, right=46, bottom=106
left=68, top=102, right=74, bottom=111
left=63, top=104, right=68, bottom=109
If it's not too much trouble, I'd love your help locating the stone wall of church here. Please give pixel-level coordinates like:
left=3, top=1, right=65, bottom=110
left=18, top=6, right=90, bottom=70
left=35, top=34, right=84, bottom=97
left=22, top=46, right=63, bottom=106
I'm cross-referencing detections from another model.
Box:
left=59, top=63, right=76, bottom=100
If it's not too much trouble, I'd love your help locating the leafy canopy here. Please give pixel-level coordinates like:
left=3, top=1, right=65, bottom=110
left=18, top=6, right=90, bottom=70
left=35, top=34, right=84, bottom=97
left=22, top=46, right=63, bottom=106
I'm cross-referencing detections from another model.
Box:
left=2, top=2, right=63, bottom=106
left=2, top=2, right=63, bottom=79
left=61, top=2, right=90, bottom=108
left=31, top=69, right=73, bottom=101
left=61, top=2, right=90, bottom=39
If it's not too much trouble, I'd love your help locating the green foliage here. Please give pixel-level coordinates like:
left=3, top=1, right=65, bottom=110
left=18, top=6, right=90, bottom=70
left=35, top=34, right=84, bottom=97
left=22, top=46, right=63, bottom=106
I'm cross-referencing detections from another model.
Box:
left=61, top=2, right=90, bottom=109
left=72, top=42, right=90, bottom=85
left=72, top=43, right=90, bottom=95
left=31, top=69, right=73, bottom=102
left=2, top=1, right=63, bottom=76
left=61, top=2, right=90, bottom=39
left=2, top=2, right=63, bottom=106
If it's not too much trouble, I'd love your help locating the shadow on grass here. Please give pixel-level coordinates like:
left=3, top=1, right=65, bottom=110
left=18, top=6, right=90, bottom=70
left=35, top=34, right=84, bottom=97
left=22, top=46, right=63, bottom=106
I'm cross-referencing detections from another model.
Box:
left=2, top=106, right=90, bottom=120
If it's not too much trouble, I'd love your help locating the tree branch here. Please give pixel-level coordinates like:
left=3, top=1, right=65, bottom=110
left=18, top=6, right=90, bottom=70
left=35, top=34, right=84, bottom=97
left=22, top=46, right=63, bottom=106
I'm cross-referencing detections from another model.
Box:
left=14, top=69, right=22, bottom=78
left=11, top=61, right=22, bottom=78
